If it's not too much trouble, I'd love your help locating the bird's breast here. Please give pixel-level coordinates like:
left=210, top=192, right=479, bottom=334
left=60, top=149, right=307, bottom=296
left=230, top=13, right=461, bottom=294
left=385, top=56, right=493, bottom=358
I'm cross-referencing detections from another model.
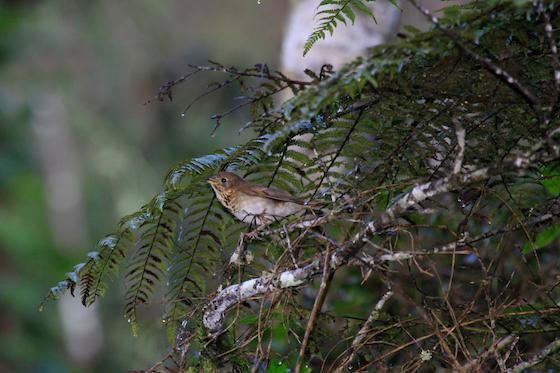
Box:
left=237, top=194, right=303, bottom=219
left=214, top=188, right=237, bottom=213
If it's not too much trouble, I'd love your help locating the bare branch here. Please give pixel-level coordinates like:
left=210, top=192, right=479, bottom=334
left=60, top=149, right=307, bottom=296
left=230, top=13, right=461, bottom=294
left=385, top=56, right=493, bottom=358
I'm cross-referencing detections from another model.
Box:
left=336, top=290, right=394, bottom=371
left=461, top=335, right=518, bottom=372
left=145, top=63, right=313, bottom=105
left=381, top=135, right=550, bottom=222
left=296, top=248, right=335, bottom=373
left=509, top=338, right=560, bottom=373
left=452, top=117, right=466, bottom=174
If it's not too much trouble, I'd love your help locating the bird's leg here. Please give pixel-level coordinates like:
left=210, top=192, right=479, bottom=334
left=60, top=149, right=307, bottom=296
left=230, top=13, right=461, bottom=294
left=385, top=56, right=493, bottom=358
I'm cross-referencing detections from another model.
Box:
left=282, top=224, right=299, bottom=268
left=244, top=215, right=263, bottom=240
left=243, top=228, right=262, bottom=240
left=229, top=216, right=261, bottom=265
left=230, top=232, right=251, bottom=265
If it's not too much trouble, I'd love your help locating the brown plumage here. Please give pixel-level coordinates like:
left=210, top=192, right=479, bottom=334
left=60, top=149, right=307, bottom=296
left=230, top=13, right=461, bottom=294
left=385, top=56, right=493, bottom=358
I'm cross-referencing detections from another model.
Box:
left=208, top=171, right=309, bottom=225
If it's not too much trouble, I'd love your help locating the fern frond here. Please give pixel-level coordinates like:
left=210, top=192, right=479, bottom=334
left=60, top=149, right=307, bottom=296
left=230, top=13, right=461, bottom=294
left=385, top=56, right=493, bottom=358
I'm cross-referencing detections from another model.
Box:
left=79, top=231, right=132, bottom=306
left=165, top=194, right=216, bottom=339
left=164, top=194, right=239, bottom=342
left=124, top=195, right=181, bottom=335
left=165, top=142, right=266, bottom=192
left=303, top=0, right=377, bottom=56
left=39, top=211, right=147, bottom=310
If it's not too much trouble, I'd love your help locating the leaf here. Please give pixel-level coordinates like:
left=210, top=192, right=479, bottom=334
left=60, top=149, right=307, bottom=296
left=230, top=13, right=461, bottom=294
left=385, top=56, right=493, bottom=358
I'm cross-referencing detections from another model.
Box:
left=540, top=164, right=560, bottom=196
left=239, top=315, right=259, bottom=325
left=266, top=359, right=289, bottom=373
left=124, top=197, right=179, bottom=335
left=164, top=194, right=227, bottom=342
left=341, top=4, right=356, bottom=24
left=350, top=0, right=374, bottom=19
left=522, top=224, right=560, bottom=254
left=266, top=359, right=310, bottom=373
left=303, top=0, right=394, bottom=56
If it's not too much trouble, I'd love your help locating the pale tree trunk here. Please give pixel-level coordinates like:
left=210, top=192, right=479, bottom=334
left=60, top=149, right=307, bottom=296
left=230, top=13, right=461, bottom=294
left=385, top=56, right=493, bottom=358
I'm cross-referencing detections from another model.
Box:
left=281, top=0, right=404, bottom=81
left=32, top=93, right=103, bottom=366
left=281, top=0, right=472, bottom=80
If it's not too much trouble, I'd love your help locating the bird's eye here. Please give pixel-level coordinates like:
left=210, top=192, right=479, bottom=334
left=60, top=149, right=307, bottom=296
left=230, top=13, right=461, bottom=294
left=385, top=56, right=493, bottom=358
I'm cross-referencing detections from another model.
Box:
left=221, top=178, right=227, bottom=183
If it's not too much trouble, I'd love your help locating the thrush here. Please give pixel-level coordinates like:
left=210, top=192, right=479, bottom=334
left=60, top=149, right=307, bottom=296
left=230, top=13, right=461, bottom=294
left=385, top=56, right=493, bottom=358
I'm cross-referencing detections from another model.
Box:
left=208, top=171, right=312, bottom=225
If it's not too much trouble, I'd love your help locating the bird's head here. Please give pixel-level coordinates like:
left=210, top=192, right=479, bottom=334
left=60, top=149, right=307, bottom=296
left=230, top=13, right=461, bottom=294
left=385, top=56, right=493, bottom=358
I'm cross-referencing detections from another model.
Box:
left=208, top=171, right=243, bottom=196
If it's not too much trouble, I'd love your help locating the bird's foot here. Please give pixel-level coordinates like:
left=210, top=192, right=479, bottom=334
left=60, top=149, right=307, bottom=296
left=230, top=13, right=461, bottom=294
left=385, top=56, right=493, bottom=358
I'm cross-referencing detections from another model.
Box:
left=243, top=229, right=260, bottom=241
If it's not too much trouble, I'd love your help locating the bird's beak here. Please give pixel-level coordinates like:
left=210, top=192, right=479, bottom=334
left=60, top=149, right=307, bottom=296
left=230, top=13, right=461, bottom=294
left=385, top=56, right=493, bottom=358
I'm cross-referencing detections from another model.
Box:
left=207, top=176, right=217, bottom=186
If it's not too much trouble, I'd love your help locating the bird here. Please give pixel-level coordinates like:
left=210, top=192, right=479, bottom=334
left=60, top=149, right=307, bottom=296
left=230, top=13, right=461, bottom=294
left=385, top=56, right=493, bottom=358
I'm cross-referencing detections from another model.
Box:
left=208, top=171, right=312, bottom=226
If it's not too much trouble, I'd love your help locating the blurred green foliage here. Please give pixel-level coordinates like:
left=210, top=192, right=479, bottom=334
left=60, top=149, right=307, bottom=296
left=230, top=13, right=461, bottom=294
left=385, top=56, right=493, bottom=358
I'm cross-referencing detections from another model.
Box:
left=0, top=1, right=287, bottom=372
left=5, top=0, right=560, bottom=371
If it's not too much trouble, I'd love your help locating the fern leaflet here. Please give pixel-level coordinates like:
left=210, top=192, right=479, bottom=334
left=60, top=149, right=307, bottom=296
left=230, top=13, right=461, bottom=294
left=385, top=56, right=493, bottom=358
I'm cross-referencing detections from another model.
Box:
left=303, top=0, right=376, bottom=56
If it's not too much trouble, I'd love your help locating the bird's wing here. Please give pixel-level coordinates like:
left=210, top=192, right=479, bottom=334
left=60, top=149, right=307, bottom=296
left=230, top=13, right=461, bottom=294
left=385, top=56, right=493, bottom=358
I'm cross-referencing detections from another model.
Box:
left=244, top=184, right=305, bottom=204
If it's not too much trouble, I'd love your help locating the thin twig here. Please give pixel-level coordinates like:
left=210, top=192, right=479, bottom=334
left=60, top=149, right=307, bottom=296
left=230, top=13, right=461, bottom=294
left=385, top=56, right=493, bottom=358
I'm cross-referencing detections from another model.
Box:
left=336, top=290, right=394, bottom=371
left=452, top=117, right=466, bottom=174
left=295, top=247, right=335, bottom=373
left=180, top=77, right=238, bottom=117
left=210, top=84, right=289, bottom=136
left=310, top=108, right=366, bottom=200
left=144, top=63, right=313, bottom=105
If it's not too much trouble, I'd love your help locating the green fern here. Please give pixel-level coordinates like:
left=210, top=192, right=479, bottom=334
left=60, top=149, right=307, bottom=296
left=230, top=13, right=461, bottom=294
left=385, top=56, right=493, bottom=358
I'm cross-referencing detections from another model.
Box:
left=164, top=194, right=226, bottom=341
left=79, top=231, right=131, bottom=307
left=304, top=0, right=384, bottom=56
left=39, top=211, right=147, bottom=310
left=123, top=195, right=181, bottom=335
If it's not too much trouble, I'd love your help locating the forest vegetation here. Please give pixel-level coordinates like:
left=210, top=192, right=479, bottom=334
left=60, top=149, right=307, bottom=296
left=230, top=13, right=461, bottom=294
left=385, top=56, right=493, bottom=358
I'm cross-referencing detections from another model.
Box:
left=38, top=1, right=560, bottom=371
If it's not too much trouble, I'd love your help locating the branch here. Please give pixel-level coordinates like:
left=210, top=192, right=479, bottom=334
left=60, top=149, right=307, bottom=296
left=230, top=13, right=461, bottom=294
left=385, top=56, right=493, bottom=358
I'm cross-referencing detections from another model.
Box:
left=381, top=138, right=548, bottom=222
left=203, top=221, right=373, bottom=337
left=209, top=83, right=290, bottom=136
left=452, top=117, right=466, bottom=174
left=347, top=211, right=555, bottom=274
left=184, top=63, right=312, bottom=86
left=336, top=290, right=394, bottom=371
left=145, top=63, right=313, bottom=105
left=509, top=338, right=560, bottom=373
left=296, top=248, right=335, bottom=373
left=203, top=258, right=322, bottom=337
left=461, top=335, right=518, bottom=372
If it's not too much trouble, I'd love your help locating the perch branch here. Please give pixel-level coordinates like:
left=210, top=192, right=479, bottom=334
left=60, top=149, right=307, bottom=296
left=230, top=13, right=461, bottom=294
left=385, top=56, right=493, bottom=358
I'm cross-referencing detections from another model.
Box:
left=202, top=128, right=557, bottom=339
